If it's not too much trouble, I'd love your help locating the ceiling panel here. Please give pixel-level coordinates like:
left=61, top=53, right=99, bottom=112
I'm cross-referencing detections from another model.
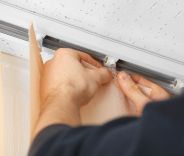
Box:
left=1, top=0, right=184, bottom=63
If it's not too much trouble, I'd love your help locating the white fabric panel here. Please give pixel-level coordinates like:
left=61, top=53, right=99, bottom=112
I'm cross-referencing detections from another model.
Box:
left=0, top=60, right=4, bottom=156
left=0, top=53, right=29, bottom=156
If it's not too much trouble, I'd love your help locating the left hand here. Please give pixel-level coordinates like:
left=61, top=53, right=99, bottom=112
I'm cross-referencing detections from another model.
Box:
left=41, top=48, right=112, bottom=107
left=34, top=48, right=112, bottom=137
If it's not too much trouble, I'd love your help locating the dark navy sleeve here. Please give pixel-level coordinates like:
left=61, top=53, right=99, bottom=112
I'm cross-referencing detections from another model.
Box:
left=28, top=94, right=184, bottom=156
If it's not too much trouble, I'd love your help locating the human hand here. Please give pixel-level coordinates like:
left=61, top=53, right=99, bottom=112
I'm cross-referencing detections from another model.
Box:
left=117, top=72, right=171, bottom=116
left=41, top=48, right=112, bottom=107
left=34, top=48, right=112, bottom=136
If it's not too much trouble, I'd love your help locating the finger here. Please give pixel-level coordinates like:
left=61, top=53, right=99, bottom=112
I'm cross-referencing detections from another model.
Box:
left=65, top=49, right=102, bottom=68
left=117, top=72, right=150, bottom=114
left=131, top=74, right=159, bottom=89
left=131, top=74, right=170, bottom=100
left=54, top=48, right=102, bottom=68
left=78, top=52, right=102, bottom=68
left=88, top=67, right=112, bottom=85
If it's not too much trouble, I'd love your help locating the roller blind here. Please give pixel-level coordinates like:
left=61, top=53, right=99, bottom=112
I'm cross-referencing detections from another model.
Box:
left=0, top=52, right=29, bottom=156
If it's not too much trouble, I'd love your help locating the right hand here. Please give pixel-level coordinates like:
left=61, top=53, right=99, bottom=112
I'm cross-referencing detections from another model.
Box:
left=117, top=71, right=171, bottom=116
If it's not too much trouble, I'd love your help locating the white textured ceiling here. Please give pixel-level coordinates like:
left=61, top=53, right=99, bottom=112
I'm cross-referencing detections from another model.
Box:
left=1, top=0, right=184, bottom=63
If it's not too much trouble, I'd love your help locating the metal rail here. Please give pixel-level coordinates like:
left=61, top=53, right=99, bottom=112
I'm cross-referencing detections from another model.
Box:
left=1, top=20, right=182, bottom=94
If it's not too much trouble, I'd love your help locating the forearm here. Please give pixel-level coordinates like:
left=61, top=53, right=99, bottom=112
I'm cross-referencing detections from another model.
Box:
left=33, top=93, right=81, bottom=139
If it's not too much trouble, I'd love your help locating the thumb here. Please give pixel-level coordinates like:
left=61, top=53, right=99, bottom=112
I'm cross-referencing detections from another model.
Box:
left=117, top=72, right=150, bottom=115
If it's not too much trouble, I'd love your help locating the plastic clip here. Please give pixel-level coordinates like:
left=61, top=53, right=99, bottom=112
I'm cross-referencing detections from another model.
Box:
left=103, top=56, right=119, bottom=77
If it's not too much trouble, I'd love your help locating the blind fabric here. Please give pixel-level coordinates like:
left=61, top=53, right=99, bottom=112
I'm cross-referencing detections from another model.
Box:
left=0, top=52, right=29, bottom=156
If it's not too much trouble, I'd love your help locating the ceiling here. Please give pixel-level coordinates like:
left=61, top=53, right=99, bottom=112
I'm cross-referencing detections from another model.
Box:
left=1, top=0, right=184, bottom=62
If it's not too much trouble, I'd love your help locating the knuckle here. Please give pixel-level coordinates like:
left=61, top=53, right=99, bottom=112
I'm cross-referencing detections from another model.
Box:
left=66, top=78, right=88, bottom=94
left=61, top=48, right=72, bottom=54
left=91, top=70, right=102, bottom=84
left=152, top=84, right=161, bottom=91
left=77, top=76, right=88, bottom=91
left=100, top=68, right=110, bottom=77
left=95, top=75, right=102, bottom=85
left=128, top=84, right=139, bottom=93
left=54, top=49, right=63, bottom=57
left=54, top=48, right=71, bottom=57
left=100, top=67, right=108, bottom=74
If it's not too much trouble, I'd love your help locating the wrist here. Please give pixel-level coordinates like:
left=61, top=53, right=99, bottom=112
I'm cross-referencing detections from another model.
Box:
left=43, top=94, right=81, bottom=124
left=34, top=88, right=81, bottom=138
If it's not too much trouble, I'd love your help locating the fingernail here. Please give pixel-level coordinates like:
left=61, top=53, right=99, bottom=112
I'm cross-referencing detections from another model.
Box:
left=118, top=72, right=130, bottom=80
